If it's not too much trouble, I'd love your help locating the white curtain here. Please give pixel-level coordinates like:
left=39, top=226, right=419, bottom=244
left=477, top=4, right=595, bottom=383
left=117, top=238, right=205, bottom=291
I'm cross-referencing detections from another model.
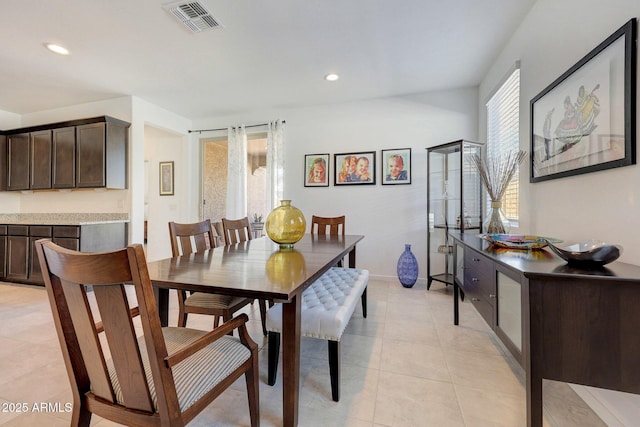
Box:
left=226, top=125, right=247, bottom=219
left=266, top=120, right=285, bottom=213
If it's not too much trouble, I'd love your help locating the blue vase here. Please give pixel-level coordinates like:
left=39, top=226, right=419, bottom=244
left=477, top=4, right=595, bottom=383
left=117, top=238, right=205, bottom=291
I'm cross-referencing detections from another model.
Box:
left=397, top=244, right=419, bottom=288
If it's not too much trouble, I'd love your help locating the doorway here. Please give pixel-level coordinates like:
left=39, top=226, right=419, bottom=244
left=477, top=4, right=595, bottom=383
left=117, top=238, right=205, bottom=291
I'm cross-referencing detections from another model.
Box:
left=201, top=134, right=268, bottom=223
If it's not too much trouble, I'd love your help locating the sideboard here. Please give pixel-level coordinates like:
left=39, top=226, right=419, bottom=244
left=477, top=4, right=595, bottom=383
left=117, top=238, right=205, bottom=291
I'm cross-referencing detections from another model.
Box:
left=449, top=232, right=640, bottom=427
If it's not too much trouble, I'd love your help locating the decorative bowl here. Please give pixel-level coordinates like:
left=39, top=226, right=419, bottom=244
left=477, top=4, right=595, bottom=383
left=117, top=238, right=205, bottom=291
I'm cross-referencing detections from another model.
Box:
left=545, top=239, right=622, bottom=266
left=478, top=234, right=562, bottom=250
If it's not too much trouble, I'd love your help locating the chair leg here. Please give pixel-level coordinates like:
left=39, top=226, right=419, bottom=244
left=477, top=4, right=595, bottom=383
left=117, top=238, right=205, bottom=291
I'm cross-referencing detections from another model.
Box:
left=177, top=290, right=188, bottom=327
left=245, top=351, right=260, bottom=427
left=328, top=340, right=340, bottom=401
left=70, top=395, right=92, bottom=427
left=259, top=300, right=268, bottom=336
left=361, top=286, right=367, bottom=318
left=267, top=331, right=280, bottom=386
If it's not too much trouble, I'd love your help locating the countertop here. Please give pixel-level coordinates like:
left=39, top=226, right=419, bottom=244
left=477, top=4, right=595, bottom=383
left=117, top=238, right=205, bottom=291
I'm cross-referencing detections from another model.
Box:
left=0, top=213, right=129, bottom=225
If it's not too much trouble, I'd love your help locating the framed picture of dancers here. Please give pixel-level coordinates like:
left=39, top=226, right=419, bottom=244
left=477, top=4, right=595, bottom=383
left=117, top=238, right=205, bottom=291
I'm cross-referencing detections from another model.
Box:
left=530, top=18, right=636, bottom=183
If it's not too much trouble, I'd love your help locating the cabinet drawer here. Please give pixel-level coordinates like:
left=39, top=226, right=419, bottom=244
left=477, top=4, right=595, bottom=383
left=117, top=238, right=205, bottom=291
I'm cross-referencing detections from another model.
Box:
left=30, top=226, right=52, bottom=237
left=7, top=225, right=29, bottom=236
left=53, top=226, right=80, bottom=238
left=463, top=250, right=495, bottom=303
left=470, top=295, right=494, bottom=328
left=0, top=225, right=6, bottom=236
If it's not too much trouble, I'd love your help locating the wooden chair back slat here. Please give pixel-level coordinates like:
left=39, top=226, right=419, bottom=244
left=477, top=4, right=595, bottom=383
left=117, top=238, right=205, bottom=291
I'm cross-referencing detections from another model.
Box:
left=93, top=285, right=155, bottom=412
left=60, top=278, right=116, bottom=403
left=222, top=217, right=253, bottom=245
left=169, top=220, right=217, bottom=256
left=311, top=215, right=346, bottom=236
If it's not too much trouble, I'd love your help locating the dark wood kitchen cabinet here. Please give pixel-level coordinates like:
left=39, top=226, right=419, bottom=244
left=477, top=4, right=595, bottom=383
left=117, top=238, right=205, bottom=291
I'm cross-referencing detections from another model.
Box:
left=5, top=226, right=29, bottom=281
left=30, top=130, right=53, bottom=190
left=6, top=133, right=30, bottom=191
left=0, top=226, right=6, bottom=278
left=1, top=116, right=129, bottom=191
left=52, top=127, right=76, bottom=188
left=0, top=222, right=127, bottom=285
left=0, top=135, right=6, bottom=191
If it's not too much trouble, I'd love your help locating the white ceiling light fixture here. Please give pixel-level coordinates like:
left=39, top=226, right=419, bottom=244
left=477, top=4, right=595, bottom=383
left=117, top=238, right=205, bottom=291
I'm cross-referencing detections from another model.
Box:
left=163, top=1, right=223, bottom=33
left=325, top=73, right=339, bottom=82
left=45, top=43, right=70, bottom=55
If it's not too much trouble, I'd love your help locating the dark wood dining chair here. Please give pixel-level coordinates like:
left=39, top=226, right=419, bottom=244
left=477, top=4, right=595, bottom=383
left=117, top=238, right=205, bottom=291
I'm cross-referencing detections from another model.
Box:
left=35, top=239, right=259, bottom=427
left=169, top=220, right=266, bottom=334
left=311, top=215, right=346, bottom=266
left=310, top=215, right=346, bottom=236
left=222, top=216, right=271, bottom=335
left=221, top=217, right=253, bottom=244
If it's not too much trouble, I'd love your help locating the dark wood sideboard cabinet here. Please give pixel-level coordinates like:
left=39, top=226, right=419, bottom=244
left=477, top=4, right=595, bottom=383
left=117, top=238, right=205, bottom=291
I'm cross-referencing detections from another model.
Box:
left=0, top=222, right=128, bottom=285
left=450, top=232, right=640, bottom=427
left=1, top=116, right=129, bottom=191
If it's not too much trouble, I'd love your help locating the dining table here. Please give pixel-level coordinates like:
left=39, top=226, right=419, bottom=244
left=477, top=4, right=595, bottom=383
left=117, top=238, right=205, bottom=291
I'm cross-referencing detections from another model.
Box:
left=146, top=233, right=365, bottom=427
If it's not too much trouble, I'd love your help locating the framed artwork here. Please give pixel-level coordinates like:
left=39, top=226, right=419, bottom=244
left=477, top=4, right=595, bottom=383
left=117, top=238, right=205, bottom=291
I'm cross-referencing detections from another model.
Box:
left=530, top=18, right=636, bottom=183
left=304, top=154, right=329, bottom=187
left=381, top=148, right=411, bottom=185
left=159, top=161, right=174, bottom=196
left=334, top=151, right=376, bottom=185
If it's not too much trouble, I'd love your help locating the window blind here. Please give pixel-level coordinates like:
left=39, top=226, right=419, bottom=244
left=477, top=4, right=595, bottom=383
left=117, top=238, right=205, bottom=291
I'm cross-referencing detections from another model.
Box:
left=486, top=67, right=520, bottom=220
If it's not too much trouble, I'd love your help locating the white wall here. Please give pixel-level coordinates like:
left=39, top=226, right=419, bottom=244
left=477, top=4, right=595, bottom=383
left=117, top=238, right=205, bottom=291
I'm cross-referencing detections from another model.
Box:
left=480, top=0, right=640, bottom=264
left=479, top=0, right=640, bottom=421
left=192, top=87, right=479, bottom=279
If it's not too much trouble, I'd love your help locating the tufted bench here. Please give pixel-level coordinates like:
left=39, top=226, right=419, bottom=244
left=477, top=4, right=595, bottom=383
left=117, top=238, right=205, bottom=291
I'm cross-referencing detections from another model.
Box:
left=266, top=267, right=369, bottom=401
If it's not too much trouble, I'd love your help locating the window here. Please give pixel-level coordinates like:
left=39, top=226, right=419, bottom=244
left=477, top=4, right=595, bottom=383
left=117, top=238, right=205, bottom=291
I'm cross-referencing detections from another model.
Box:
left=486, top=65, right=520, bottom=222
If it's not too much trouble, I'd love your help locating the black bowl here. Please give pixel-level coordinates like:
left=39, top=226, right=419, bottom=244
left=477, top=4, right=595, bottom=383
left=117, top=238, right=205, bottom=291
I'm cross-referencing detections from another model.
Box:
left=544, top=239, right=622, bottom=266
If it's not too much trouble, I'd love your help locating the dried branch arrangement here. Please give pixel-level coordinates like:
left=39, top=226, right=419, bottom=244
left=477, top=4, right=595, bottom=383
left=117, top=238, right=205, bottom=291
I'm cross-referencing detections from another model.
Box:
left=470, top=150, right=526, bottom=233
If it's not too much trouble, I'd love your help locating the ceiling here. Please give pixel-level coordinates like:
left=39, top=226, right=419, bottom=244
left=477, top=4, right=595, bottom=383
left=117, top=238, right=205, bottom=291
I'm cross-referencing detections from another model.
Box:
left=0, top=0, right=536, bottom=121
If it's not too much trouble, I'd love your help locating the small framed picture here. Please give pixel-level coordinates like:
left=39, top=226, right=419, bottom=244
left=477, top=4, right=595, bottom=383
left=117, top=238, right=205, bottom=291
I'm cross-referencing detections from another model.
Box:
left=304, top=154, right=329, bottom=187
left=381, top=148, right=411, bottom=185
left=334, top=152, right=376, bottom=185
left=159, top=161, right=174, bottom=196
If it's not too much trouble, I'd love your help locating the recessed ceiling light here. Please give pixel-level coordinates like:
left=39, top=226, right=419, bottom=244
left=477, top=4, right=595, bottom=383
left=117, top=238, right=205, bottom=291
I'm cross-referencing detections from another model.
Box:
left=325, top=73, right=339, bottom=82
left=45, top=43, right=70, bottom=55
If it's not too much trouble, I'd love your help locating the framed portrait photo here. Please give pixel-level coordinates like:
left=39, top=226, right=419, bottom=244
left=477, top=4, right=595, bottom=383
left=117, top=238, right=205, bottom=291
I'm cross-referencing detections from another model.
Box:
left=334, top=152, right=376, bottom=185
left=381, top=148, right=411, bottom=185
left=304, top=154, right=329, bottom=187
left=159, top=161, right=174, bottom=196
left=530, top=18, right=636, bottom=182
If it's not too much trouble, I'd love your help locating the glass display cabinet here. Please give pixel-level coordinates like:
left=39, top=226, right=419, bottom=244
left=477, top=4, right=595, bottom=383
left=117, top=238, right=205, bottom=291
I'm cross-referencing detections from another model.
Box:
left=427, top=140, right=483, bottom=289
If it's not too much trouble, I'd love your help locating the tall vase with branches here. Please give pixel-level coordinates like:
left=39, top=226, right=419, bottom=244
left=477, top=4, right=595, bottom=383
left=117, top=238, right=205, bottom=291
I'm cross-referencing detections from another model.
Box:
left=470, top=150, right=526, bottom=234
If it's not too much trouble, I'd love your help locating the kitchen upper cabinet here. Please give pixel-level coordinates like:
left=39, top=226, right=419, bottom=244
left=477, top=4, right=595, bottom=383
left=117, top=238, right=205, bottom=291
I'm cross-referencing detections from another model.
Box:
left=0, top=135, right=6, bottom=191
left=7, top=132, right=30, bottom=191
left=52, top=126, right=76, bottom=188
left=1, top=116, right=129, bottom=191
left=30, top=130, right=52, bottom=190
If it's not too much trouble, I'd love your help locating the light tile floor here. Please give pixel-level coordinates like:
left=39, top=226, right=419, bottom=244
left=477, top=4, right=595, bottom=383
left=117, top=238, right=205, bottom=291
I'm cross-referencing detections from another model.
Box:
left=0, top=278, right=606, bottom=426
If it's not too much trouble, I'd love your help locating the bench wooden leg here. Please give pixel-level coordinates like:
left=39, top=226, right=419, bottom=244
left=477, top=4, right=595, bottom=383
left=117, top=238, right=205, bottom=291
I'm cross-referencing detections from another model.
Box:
left=361, top=286, right=367, bottom=318
left=328, top=340, right=340, bottom=401
left=268, top=331, right=280, bottom=386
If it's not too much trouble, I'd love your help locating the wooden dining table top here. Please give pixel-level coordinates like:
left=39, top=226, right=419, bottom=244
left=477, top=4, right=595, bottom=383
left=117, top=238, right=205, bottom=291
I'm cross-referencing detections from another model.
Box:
left=146, top=234, right=365, bottom=302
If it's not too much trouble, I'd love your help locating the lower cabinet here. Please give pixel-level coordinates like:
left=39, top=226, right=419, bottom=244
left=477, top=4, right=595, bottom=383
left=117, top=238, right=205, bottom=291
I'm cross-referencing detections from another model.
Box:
left=453, top=236, right=524, bottom=365
left=0, top=222, right=127, bottom=286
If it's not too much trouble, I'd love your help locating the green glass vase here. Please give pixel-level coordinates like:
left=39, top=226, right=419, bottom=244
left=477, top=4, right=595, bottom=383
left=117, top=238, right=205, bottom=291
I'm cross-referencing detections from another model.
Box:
left=265, top=200, right=307, bottom=248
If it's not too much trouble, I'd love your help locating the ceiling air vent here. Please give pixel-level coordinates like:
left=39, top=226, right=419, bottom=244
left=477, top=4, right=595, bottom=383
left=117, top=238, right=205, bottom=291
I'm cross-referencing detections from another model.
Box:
left=164, top=1, right=223, bottom=33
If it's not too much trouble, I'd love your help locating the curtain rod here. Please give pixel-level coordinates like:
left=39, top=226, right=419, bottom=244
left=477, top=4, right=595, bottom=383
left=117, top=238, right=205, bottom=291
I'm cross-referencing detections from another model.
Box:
left=188, top=120, right=286, bottom=134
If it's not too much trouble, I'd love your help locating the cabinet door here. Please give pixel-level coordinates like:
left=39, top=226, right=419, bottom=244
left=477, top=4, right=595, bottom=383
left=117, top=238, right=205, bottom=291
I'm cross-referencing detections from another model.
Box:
left=7, top=133, right=30, bottom=191
left=6, top=236, right=29, bottom=281
left=0, top=235, right=6, bottom=278
left=76, top=122, right=106, bottom=188
left=52, top=127, right=76, bottom=188
left=0, top=135, right=6, bottom=191
left=30, top=130, right=52, bottom=189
